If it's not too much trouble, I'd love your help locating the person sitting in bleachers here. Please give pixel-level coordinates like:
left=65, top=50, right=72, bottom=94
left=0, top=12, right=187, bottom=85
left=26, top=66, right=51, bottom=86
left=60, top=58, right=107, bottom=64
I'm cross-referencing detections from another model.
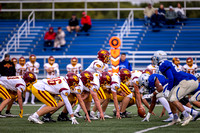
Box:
left=175, top=3, right=187, bottom=23
left=80, top=12, right=92, bottom=35
left=165, top=6, right=177, bottom=28
left=53, top=27, right=66, bottom=49
left=144, top=3, right=155, bottom=26
left=44, top=27, right=56, bottom=50
left=158, top=4, right=166, bottom=21
left=66, top=14, right=80, bottom=33
left=150, top=10, right=165, bottom=30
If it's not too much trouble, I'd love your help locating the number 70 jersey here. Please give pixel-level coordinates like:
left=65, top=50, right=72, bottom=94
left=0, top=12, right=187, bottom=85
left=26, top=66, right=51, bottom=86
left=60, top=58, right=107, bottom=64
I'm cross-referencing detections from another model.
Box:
left=33, top=76, right=70, bottom=95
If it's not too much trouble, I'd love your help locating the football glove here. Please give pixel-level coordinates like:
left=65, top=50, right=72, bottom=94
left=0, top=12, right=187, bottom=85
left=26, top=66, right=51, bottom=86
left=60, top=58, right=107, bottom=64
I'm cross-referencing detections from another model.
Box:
left=142, top=112, right=151, bottom=122
left=71, top=117, right=79, bottom=124
left=19, top=109, right=23, bottom=118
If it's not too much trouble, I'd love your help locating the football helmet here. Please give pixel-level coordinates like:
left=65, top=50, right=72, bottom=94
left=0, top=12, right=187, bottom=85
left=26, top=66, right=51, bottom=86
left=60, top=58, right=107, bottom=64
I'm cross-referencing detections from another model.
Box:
left=23, top=72, right=36, bottom=84
left=48, top=56, right=55, bottom=65
left=11, top=58, right=18, bottom=65
left=71, top=57, right=78, bottom=66
left=29, top=54, right=36, bottom=63
left=143, top=69, right=153, bottom=75
left=119, top=68, right=131, bottom=84
left=186, top=57, right=193, bottom=67
left=152, top=50, right=167, bottom=65
left=100, top=72, right=112, bottom=86
left=97, top=50, right=110, bottom=64
left=172, top=57, right=180, bottom=66
left=138, top=73, right=150, bottom=88
left=80, top=71, right=93, bottom=87
left=19, top=56, right=26, bottom=66
left=65, top=72, right=79, bottom=87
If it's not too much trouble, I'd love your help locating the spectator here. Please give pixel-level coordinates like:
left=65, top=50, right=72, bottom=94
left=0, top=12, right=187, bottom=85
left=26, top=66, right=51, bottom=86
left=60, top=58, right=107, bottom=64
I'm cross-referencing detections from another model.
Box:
left=144, top=3, right=155, bottom=26
left=0, top=53, right=16, bottom=76
left=44, top=27, right=56, bottom=50
left=66, top=14, right=80, bottom=33
left=175, top=3, right=187, bottom=22
left=158, top=4, right=166, bottom=16
left=54, top=27, right=66, bottom=49
left=119, top=53, right=132, bottom=71
left=80, top=12, right=92, bottom=34
left=165, top=6, right=177, bottom=28
left=150, top=10, right=165, bottom=29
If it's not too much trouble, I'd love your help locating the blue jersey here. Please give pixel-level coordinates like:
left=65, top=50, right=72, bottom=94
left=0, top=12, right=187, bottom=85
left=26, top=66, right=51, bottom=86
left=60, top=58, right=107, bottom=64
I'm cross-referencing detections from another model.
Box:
left=159, top=60, right=197, bottom=91
left=148, top=74, right=168, bottom=93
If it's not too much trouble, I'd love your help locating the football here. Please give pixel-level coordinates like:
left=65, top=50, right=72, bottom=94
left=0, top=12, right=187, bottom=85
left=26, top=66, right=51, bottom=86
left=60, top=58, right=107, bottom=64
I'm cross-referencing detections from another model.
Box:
left=138, top=107, right=146, bottom=118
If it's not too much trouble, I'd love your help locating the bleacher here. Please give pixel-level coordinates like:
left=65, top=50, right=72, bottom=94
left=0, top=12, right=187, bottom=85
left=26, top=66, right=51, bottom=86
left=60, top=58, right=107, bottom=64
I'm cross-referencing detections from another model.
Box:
left=1, top=18, right=200, bottom=76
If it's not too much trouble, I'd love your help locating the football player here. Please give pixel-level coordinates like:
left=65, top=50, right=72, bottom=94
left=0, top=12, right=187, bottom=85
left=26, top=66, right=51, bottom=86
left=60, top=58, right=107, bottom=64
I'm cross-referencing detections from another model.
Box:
left=147, top=57, right=158, bottom=74
left=44, top=56, right=59, bottom=79
left=11, top=58, right=18, bottom=67
left=172, top=57, right=182, bottom=71
left=0, top=72, right=36, bottom=118
left=183, top=57, right=198, bottom=75
left=28, top=73, right=79, bottom=124
left=24, top=54, right=40, bottom=104
left=91, top=72, right=121, bottom=119
left=16, top=56, right=27, bottom=76
left=152, top=50, right=198, bottom=126
left=66, top=57, right=82, bottom=74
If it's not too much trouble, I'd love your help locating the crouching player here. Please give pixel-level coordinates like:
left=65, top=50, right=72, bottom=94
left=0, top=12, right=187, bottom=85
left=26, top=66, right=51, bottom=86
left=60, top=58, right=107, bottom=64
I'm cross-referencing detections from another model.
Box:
left=28, top=73, right=79, bottom=124
left=0, top=72, right=36, bottom=118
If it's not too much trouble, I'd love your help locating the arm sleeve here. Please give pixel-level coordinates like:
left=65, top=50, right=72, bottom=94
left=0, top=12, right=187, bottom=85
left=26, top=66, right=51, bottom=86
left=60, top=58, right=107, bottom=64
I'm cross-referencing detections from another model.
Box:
left=61, top=91, right=74, bottom=115
left=128, top=63, right=132, bottom=71
left=165, top=69, right=174, bottom=91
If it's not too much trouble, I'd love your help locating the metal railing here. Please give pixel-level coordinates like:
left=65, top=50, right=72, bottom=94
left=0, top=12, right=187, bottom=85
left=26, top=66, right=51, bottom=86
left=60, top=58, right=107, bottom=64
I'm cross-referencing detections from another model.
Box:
left=17, top=21, right=28, bottom=47
left=28, top=11, right=35, bottom=34
left=118, top=10, right=134, bottom=47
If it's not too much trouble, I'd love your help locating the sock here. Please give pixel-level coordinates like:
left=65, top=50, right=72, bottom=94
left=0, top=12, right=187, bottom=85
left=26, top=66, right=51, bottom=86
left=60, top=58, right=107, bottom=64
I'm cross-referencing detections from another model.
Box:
left=158, top=97, right=172, bottom=117
left=74, top=104, right=81, bottom=113
left=182, top=110, right=189, bottom=118
left=183, top=105, right=198, bottom=116
left=5, top=110, right=10, bottom=114
left=91, top=111, right=95, bottom=115
left=45, top=113, right=52, bottom=118
left=33, top=112, right=39, bottom=118
left=31, top=93, right=35, bottom=103
left=174, top=113, right=179, bottom=120
left=87, top=110, right=90, bottom=116
left=37, top=104, right=47, bottom=112
left=24, top=91, right=30, bottom=103
left=61, top=112, right=68, bottom=117
left=0, top=111, right=1, bottom=114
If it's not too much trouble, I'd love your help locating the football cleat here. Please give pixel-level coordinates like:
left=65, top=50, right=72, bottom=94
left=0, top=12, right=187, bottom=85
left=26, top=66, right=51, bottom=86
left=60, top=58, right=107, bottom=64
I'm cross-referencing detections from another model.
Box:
left=193, top=112, right=200, bottom=121
left=74, top=112, right=83, bottom=118
left=42, top=116, right=56, bottom=122
left=31, top=102, right=35, bottom=105
left=0, top=114, right=6, bottom=118
left=181, top=115, right=193, bottom=126
left=162, top=117, right=173, bottom=122
left=104, top=114, right=113, bottom=119
left=120, top=112, right=131, bottom=118
left=4, top=113, right=17, bottom=117
left=23, top=102, right=27, bottom=105
left=57, top=114, right=70, bottom=121
left=89, top=115, right=98, bottom=120
left=28, top=115, right=44, bottom=124
left=168, top=118, right=181, bottom=126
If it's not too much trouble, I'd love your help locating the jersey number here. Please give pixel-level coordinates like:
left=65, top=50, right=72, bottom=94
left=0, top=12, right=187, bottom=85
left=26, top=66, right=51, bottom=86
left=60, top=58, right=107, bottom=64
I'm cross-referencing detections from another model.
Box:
left=47, top=78, right=62, bottom=85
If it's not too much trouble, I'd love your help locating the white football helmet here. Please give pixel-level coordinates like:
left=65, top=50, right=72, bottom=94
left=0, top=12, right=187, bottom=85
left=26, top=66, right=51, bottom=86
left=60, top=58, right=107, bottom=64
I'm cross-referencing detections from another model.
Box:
left=152, top=50, right=167, bottom=65
left=194, top=73, right=200, bottom=79
left=138, top=73, right=150, bottom=88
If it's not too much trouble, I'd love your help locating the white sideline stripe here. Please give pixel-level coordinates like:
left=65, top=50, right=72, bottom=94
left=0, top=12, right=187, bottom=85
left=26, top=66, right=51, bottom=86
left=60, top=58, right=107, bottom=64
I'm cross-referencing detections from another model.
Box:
left=135, top=124, right=171, bottom=133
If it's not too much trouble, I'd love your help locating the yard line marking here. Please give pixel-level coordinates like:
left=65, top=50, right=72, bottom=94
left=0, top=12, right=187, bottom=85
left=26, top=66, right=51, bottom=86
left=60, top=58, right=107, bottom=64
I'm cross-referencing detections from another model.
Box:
left=134, top=124, right=171, bottom=133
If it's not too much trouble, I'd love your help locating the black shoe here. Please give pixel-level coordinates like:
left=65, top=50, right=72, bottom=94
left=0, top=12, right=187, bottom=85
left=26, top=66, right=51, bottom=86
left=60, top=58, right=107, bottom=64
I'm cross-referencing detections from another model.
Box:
left=57, top=114, right=70, bottom=121
left=180, top=113, right=184, bottom=120
left=120, top=112, right=131, bottom=118
left=42, top=116, right=56, bottom=122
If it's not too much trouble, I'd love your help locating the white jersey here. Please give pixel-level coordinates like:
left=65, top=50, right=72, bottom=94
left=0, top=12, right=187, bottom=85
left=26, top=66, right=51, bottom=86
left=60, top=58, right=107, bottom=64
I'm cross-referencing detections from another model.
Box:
left=183, top=64, right=198, bottom=75
left=26, top=61, right=40, bottom=78
left=0, top=76, right=26, bottom=92
left=33, top=77, right=70, bottom=95
left=15, top=64, right=27, bottom=76
left=66, top=63, right=82, bottom=74
left=86, top=60, right=109, bottom=74
left=111, top=73, right=121, bottom=93
left=147, top=64, right=157, bottom=74
left=177, top=64, right=183, bottom=71
left=131, top=70, right=143, bottom=93
left=44, top=63, right=60, bottom=79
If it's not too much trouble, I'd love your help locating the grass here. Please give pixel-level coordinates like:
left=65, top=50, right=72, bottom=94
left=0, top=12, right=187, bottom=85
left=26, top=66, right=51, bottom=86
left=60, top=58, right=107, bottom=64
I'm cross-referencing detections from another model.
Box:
left=0, top=104, right=200, bottom=133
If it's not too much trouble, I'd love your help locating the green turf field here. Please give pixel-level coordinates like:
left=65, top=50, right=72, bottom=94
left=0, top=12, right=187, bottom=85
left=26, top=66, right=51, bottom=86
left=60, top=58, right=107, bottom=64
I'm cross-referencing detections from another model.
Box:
left=0, top=104, right=200, bottom=133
